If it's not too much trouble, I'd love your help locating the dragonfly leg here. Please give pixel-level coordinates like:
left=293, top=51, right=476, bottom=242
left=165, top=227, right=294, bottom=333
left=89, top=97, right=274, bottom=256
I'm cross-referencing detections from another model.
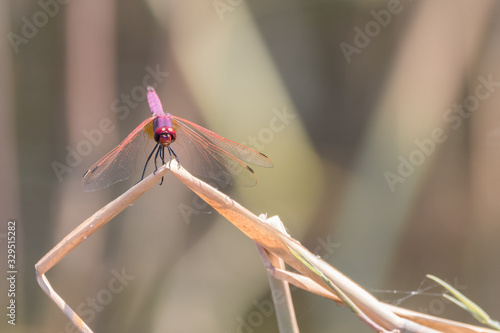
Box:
left=168, top=146, right=180, bottom=169
left=140, top=144, right=159, bottom=181
left=154, top=146, right=166, bottom=185
left=153, top=146, right=162, bottom=172
left=160, top=146, right=166, bottom=165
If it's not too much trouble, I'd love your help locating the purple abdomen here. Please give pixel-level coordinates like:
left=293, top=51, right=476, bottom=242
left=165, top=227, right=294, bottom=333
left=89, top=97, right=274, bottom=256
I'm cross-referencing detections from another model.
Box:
left=147, top=86, right=164, bottom=116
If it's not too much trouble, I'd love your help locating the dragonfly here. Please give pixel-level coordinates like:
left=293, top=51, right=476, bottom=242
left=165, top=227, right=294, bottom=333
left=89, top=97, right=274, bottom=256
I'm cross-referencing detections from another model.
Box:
left=82, top=86, right=273, bottom=192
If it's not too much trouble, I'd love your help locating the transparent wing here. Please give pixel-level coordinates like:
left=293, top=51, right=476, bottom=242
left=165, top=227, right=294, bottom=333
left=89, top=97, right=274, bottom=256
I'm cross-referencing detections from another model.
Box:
left=81, top=117, right=156, bottom=192
left=170, top=116, right=273, bottom=186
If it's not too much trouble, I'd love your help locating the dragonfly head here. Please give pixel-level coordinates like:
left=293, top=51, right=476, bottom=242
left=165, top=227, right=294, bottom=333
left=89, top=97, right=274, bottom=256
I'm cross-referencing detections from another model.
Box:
left=154, top=126, right=177, bottom=147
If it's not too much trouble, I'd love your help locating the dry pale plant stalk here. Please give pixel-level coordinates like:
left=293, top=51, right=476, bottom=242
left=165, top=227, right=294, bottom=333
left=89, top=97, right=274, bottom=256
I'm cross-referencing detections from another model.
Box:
left=36, top=161, right=498, bottom=333
left=255, top=216, right=300, bottom=333
left=36, top=164, right=169, bottom=333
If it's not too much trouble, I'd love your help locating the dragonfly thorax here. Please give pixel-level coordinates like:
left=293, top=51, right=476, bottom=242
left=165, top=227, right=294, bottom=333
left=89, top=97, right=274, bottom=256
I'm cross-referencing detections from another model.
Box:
left=154, top=126, right=176, bottom=147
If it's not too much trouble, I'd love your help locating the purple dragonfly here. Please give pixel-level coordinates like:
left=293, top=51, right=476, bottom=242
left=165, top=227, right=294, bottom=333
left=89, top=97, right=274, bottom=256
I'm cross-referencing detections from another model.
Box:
left=82, top=86, right=273, bottom=191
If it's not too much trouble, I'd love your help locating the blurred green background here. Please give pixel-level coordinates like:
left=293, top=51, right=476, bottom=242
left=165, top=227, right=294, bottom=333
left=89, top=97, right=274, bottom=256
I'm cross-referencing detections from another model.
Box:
left=2, top=0, right=500, bottom=332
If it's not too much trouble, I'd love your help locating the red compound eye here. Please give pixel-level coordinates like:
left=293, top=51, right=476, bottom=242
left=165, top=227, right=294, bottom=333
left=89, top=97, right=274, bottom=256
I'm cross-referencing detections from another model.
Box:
left=154, top=127, right=176, bottom=146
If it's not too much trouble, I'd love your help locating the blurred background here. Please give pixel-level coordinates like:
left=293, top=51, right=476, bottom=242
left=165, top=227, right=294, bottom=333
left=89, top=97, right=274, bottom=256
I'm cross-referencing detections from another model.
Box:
left=1, top=0, right=500, bottom=332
